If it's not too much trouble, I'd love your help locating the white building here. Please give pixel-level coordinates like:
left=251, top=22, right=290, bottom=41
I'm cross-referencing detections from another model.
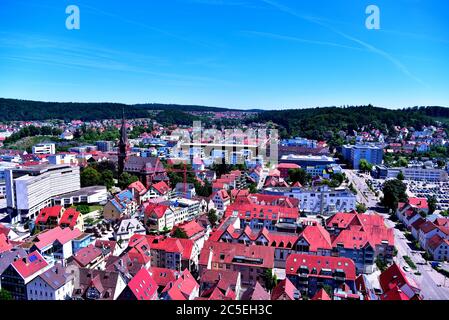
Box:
left=52, top=186, right=108, bottom=206
left=5, top=164, right=81, bottom=223
left=114, top=218, right=146, bottom=242
left=32, top=143, right=56, bottom=155
left=27, top=264, right=74, bottom=300
left=263, top=185, right=357, bottom=216
left=47, top=154, right=78, bottom=166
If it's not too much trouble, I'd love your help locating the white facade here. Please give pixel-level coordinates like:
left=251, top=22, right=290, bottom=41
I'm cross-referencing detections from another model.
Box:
left=6, top=164, right=81, bottom=222
left=32, top=143, right=56, bottom=155
left=264, top=186, right=357, bottom=216
left=27, top=272, right=74, bottom=300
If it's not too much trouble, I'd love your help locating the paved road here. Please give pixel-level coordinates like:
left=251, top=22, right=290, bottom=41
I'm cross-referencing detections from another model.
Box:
left=344, top=170, right=378, bottom=209
left=345, top=169, right=449, bottom=300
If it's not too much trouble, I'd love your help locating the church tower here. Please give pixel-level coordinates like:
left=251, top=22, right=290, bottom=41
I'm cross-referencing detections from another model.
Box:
left=118, top=108, right=128, bottom=176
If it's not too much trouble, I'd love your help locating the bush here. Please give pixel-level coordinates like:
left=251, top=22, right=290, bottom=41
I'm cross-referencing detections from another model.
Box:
left=403, top=255, right=417, bottom=270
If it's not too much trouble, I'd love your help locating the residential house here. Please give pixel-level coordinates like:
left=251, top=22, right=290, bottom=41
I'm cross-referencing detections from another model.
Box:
left=286, top=253, right=357, bottom=298
left=72, top=268, right=127, bottom=300
left=199, top=269, right=242, bottom=300
left=27, top=263, right=74, bottom=300
left=103, top=190, right=138, bottom=221
left=113, top=218, right=146, bottom=242
left=198, top=241, right=275, bottom=287
left=0, top=251, right=51, bottom=300
left=211, top=189, right=230, bottom=214
left=271, top=278, right=300, bottom=300
left=160, top=269, right=199, bottom=300
left=378, top=263, right=421, bottom=300
left=118, top=268, right=158, bottom=300
left=147, top=181, right=172, bottom=200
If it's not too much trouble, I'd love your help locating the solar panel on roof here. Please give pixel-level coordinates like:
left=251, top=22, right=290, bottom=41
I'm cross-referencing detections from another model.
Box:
left=29, top=254, right=37, bottom=262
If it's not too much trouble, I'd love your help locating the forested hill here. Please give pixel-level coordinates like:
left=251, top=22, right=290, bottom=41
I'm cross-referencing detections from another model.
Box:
left=0, top=99, right=447, bottom=137
left=0, top=98, right=238, bottom=121
left=252, top=105, right=449, bottom=139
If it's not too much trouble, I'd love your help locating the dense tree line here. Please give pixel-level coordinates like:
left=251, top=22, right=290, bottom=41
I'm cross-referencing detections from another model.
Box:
left=4, top=125, right=62, bottom=144
left=251, top=105, right=446, bottom=139
left=0, top=98, right=239, bottom=121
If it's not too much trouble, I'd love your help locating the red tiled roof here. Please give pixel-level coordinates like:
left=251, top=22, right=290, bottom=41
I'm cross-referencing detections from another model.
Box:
left=408, top=197, right=428, bottom=210
left=147, top=236, right=194, bottom=260
left=127, top=268, right=158, bottom=300
left=286, top=253, right=356, bottom=281
left=199, top=241, right=275, bottom=269
left=419, top=221, right=437, bottom=234
left=225, top=203, right=299, bottom=221
left=144, top=203, right=170, bottom=219
left=151, top=181, right=171, bottom=195
left=427, top=234, right=445, bottom=250
left=128, top=180, right=148, bottom=195
left=148, top=267, right=179, bottom=288
left=12, top=251, right=48, bottom=279
left=162, top=269, right=199, bottom=300
left=299, top=224, right=332, bottom=251
left=59, top=208, right=81, bottom=229
left=379, top=263, right=418, bottom=296
left=271, top=278, right=298, bottom=300
left=380, top=286, right=410, bottom=300
left=73, top=244, right=103, bottom=267
left=311, top=288, right=331, bottom=300
left=173, top=220, right=205, bottom=239
left=35, top=206, right=64, bottom=225
left=34, top=226, right=82, bottom=250
left=0, top=234, right=12, bottom=254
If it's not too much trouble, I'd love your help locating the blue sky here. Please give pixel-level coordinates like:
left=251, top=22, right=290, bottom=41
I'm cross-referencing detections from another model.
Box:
left=0, top=0, right=448, bottom=109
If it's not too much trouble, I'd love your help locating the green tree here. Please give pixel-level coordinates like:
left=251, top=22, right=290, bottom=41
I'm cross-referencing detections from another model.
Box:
left=118, top=172, right=139, bottom=189
left=359, top=159, right=373, bottom=172
left=261, top=269, right=278, bottom=291
left=427, top=196, right=438, bottom=214
left=172, top=228, right=188, bottom=239
left=356, top=203, right=367, bottom=213
left=208, top=209, right=218, bottom=225
left=81, top=167, right=101, bottom=187
left=397, top=171, right=405, bottom=181
left=101, top=170, right=115, bottom=190
left=0, top=288, right=13, bottom=300
left=382, top=179, right=408, bottom=212
left=288, top=168, right=310, bottom=186
left=397, top=157, right=408, bottom=167
left=75, top=204, right=91, bottom=215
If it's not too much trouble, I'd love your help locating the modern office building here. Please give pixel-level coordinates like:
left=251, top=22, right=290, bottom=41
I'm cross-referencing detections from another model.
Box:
left=96, top=140, right=114, bottom=152
left=372, top=165, right=448, bottom=182
left=32, top=143, right=56, bottom=155
left=5, top=164, right=81, bottom=223
left=341, top=144, right=383, bottom=169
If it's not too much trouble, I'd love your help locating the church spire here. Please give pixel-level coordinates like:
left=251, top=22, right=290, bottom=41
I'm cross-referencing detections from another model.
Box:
left=118, top=107, right=128, bottom=176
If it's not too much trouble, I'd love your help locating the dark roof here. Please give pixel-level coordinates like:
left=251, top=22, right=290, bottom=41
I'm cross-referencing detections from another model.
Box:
left=38, top=264, right=73, bottom=290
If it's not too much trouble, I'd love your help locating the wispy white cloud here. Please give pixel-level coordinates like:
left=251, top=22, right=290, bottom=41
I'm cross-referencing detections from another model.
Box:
left=259, top=0, right=426, bottom=86
left=242, top=30, right=365, bottom=51
left=0, top=32, right=233, bottom=87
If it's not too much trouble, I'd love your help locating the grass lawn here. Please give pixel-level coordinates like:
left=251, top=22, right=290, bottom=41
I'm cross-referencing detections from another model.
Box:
left=71, top=204, right=103, bottom=214
left=403, top=255, right=417, bottom=270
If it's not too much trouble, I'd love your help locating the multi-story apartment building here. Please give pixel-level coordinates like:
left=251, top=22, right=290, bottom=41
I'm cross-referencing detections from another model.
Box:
left=286, top=253, right=357, bottom=298
left=32, top=143, right=56, bottom=155
left=5, top=164, right=81, bottom=223
left=263, top=185, right=357, bottom=216
left=341, top=144, right=383, bottom=169
left=96, top=140, right=114, bottom=152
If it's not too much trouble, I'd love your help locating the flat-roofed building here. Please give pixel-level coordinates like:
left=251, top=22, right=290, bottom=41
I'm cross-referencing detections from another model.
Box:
left=5, top=164, right=80, bottom=223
